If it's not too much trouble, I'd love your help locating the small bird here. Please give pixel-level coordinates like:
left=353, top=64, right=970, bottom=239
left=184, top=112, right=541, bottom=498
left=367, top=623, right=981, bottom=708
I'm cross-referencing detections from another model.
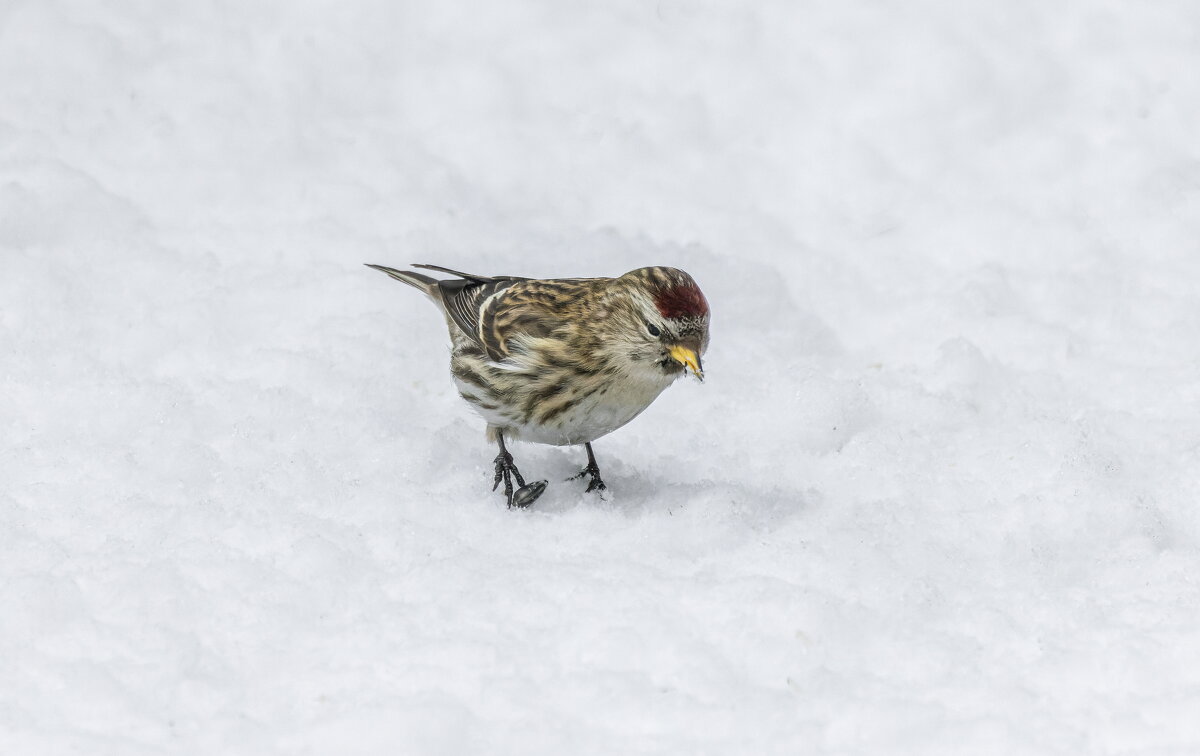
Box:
left=367, top=263, right=710, bottom=508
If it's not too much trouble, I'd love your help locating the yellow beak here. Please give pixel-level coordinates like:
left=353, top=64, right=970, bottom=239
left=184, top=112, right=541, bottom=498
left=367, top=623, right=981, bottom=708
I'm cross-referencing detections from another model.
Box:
left=668, top=344, right=704, bottom=381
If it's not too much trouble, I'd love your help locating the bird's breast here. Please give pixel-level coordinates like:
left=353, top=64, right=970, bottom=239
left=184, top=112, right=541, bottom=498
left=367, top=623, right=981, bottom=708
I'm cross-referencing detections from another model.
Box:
left=519, top=376, right=671, bottom=446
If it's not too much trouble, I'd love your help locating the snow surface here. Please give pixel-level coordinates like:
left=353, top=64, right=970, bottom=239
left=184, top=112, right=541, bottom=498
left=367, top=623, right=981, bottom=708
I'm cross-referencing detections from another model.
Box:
left=3, top=1, right=1200, bottom=753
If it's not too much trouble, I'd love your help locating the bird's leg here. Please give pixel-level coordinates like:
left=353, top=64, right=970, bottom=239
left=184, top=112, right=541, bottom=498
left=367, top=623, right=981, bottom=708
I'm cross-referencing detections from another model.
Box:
left=569, top=442, right=607, bottom=494
left=492, top=431, right=547, bottom=509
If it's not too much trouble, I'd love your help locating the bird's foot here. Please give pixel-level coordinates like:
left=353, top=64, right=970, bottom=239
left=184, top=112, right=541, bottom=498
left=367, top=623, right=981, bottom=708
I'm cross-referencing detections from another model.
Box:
left=493, top=449, right=547, bottom=508
left=569, top=463, right=607, bottom=494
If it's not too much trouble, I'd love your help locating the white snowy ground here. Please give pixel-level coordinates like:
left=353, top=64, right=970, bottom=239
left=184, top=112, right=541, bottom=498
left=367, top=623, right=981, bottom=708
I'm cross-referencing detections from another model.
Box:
left=3, top=1, right=1199, bottom=753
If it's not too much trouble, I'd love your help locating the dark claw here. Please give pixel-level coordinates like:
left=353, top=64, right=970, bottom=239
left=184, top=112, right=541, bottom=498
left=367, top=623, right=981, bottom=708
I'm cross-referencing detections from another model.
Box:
left=568, top=442, right=607, bottom=496
left=492, top=434, right=541, bottom=508
left=493, top=450, right=512, bottom=492
left=512, top=480, right=548, bottom=508
left=569, top=469, right=606, bottom=494
left=569, top=466, right=606, bottom=494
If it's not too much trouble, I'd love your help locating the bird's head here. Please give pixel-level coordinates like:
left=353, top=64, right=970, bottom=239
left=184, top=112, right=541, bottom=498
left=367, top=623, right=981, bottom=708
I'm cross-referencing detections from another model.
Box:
left=602, top=267, right=710, bottom=383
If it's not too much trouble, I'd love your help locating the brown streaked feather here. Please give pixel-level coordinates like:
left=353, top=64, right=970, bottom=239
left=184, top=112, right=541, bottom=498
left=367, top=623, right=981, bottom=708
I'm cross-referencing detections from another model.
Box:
left=404, top=265, right=529, bottom=355
left=438, top=278, right=516, bottom=351
left=470, top=277, right=608, bottom=362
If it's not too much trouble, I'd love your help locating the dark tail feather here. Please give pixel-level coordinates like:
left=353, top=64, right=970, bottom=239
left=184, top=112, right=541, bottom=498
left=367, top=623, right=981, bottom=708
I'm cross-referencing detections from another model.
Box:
left=411, top=263, right=497, bottom=283
left=365, top=264, right=440, bottom=294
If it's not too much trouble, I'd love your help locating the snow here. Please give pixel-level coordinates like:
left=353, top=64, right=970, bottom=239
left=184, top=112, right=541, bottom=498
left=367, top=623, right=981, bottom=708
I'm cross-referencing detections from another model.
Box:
left=3, top=1, right=1199, bottom=753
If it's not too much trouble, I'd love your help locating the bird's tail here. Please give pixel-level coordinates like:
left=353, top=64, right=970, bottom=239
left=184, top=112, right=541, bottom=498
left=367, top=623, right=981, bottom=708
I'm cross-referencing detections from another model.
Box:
left=365, top=264, right=440, bottom=297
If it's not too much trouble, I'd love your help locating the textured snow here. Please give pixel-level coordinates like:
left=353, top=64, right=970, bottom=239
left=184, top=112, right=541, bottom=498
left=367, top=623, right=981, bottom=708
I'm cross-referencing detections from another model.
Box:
left=3, top=1, right=1200, bottom=753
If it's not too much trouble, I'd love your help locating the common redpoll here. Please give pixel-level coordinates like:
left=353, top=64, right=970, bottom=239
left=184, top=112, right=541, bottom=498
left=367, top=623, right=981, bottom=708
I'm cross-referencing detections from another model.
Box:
left=367, top=263, right=710, bottom=508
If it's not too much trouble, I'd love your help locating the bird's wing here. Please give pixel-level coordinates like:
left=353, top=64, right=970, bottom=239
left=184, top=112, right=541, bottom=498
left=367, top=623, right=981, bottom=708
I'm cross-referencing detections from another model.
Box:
left=438, top=278, right=521, bottom=357
left=412, top=265, right=604, bottom=363
left=476, top=278, right=601, bottom=363
left=409, top=265, right=531, bottom=360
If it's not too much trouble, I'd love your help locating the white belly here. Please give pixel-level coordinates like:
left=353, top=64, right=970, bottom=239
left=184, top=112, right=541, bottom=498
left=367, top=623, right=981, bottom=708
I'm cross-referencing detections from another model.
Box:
left=456, top=373, right=673, bottom=446
left=524, top=380, right=671, bottom=445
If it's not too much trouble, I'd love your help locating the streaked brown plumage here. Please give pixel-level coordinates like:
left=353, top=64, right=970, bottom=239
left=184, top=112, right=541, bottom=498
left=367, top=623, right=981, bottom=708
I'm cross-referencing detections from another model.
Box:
left=367, top=263, right=710, bottom=508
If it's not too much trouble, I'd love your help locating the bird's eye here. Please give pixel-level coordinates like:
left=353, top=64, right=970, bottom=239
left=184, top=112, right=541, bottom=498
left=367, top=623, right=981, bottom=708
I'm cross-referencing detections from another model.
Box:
left=647, top=323, right=662, bottom=337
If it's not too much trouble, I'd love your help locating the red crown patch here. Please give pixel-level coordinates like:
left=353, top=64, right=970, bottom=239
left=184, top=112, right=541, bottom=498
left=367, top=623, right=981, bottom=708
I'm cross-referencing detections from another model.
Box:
left=654, top=284, right=709, bottom=319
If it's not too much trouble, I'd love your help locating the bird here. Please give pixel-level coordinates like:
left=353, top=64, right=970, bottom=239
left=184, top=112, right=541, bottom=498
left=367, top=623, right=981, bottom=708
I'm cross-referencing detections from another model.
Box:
left=366, top=263, right=710, bottom=508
